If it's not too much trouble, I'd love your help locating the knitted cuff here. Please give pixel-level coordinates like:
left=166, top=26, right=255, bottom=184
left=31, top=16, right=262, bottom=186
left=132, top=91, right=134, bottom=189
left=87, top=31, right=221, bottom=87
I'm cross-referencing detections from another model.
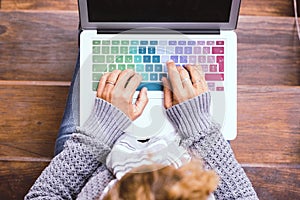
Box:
left=166, top=92, right=212, bottom=139
left=81, top=98, right=131, bottom=147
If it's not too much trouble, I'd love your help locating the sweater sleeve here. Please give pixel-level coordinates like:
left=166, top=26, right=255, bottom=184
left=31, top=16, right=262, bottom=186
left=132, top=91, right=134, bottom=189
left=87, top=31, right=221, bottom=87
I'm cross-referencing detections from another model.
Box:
left=166, top=92, right=259, bottom=200
left=25, top=98, right=131, bottom=200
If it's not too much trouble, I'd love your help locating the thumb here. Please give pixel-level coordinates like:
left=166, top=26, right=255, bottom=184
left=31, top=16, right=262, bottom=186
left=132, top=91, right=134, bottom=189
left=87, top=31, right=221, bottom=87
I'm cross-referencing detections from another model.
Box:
left=162, top=77, right=173, bottom=109
left=132, top=87, right=149, bottom=120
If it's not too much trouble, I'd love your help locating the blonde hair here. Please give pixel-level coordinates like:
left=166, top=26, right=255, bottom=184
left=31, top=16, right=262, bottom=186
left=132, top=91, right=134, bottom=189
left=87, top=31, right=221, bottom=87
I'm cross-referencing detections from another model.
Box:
left=103, top=160, right=219, bottom=200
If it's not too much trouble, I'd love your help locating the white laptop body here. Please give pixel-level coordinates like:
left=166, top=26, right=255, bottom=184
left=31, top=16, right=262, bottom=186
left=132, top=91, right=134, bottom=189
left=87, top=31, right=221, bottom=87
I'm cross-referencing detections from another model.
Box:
left=78, top=0, right=240, bottom=140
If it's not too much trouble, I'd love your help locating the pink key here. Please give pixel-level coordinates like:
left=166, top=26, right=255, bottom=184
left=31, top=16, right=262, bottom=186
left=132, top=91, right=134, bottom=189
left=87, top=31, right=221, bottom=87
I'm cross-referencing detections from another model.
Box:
left=209, top=64, right=218, bottom=72
left=189, top=55, right=197, bottom=64
left=216, top=86, right=224, bottom=91
left=212, top=47, right=224, bottom=54
left=194, top=47, right=201, bottom=54
left=203, top=47, right=210, bottom=54
left=217, top=56, right=224, bottom=72
left=205, top=74, right=224, bottom=81
left=216, top=41, right=224, bottom=45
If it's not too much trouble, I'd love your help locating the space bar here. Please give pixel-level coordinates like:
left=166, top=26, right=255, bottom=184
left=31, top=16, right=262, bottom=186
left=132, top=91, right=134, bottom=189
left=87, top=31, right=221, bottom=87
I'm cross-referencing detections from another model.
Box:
left=136, top=82, right=163, bottom=91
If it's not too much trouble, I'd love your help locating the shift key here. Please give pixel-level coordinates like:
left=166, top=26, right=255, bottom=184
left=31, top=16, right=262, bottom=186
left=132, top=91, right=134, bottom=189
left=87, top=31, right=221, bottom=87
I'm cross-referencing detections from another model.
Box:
left=205, top=73, right=224, bottom=81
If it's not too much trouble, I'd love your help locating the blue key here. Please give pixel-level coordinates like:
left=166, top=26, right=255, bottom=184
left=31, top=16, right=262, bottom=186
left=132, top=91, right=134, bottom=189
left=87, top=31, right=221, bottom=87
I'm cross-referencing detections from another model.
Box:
left=143, top=56, right=151, bottom=63
left=150, top=40, right=158, bottom=45
left=188, top=41, right=196, bottom=45
left=159, top=73, right=168, bottom=80
left=131, top=40, right=139, bottom=45
left=136, top=82, right=163, bottom=91
left=140, top=40, right=148, bottom=45
left=139, top=46, right=146, bottom=54
left=184, top=47, right=193, bottom=54
left=129, top=46, right=137, bottom=54
left=141, top=73, right=149, bottom=81
left=170, top=55, right=178, bottom=63
left=150, top=73, right=158, bottom=81
left=136, top=64, right=144, bottom=72
left=180, top=56, right=188, bottom=63
left=145, top=64, right=153, bottom=72
left=155, top=64, right=163, bottom=72
left=134, top=55, right=142, bottom=63
left=178, top=41, right=186, bottom=45
left=148, top=47, right=156, bottom=54
left=152, top=56, right=160, bottom=63
left=169, top=41, right=177, bottom=45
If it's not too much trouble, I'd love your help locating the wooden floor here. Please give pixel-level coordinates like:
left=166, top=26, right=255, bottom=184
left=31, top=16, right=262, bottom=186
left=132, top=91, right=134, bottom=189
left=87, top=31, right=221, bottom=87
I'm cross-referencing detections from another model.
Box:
left=0, top=0, right=299, bottom=199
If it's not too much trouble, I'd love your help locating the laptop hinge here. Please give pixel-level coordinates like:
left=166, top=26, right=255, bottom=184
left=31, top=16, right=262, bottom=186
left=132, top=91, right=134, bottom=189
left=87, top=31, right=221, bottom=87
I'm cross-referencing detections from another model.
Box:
left=96, top=29, right=220, bottom=35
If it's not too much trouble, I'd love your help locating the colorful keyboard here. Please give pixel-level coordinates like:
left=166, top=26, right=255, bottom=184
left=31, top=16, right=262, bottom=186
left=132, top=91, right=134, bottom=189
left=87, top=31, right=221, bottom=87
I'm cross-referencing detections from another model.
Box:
left=92, top=39, right=225, bottom=91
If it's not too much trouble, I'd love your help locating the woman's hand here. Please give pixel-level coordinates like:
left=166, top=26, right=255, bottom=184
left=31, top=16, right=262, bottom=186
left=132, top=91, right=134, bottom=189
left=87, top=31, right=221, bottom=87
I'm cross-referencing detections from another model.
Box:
left=97, top=69, right=148, bottom=120
left=162, top=60, right=208, bottom=109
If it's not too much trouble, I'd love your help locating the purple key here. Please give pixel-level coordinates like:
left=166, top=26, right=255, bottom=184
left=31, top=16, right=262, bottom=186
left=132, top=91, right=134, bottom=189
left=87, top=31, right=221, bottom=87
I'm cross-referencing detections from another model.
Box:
left=207, top=41, right=215, bottom=45
left=170, top=55, right=178, bottom=63
left=184, top=47, right=193, bottom=54
left=198, top=56, right=206, bottom=63
left=175, top=47, right=183, bottom=54
left=188, top=41, right=196, bottom=45
left=209, top=64, right=218, bottom=72
left=203, top=47, right=210, bottom=54
left=201, top=65, right=209, bottom=72
left=194, top=47, right=201, bottom=54
left=189, top=56, right=197, bottom=63
left=197, top=41, right=205, bottom=45
left=169, top=41, right=177, bottom=45
left=180, top=56, right=187, bottom=63
left=207, top=56, right=215, bottom=63
left=178, top=41, right=186, bottom=45
left=207, top=82, right=215, bottom=91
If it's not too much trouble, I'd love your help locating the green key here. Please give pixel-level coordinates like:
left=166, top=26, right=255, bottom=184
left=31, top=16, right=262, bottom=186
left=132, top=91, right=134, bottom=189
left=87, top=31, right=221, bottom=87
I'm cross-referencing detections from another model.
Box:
left=102, top=40, right=110, bottom=45
left=93, top=46, right=100, bottom=54
left=129, top=46, right=137, bottom=54
left=111, top=46, right=119, bottom=54
left=116, top=56, right=124, bottom=63
left=93, top=40, right=101, bottom=45
left=121, top=40, right=129, bottom=45
left=141, top=73, right=149, bottom=81
left=109, top=64, right=117, bottom=72
left=93, top=73, right=103, bottom=81
left=102, top=46, right=110, bottom=54
left=120, top=46, right=128, bottom=54
left=92, top=82, right=99, bottom=91
left=127, top=64, right=135, bottom=70
left=106, top=55, right=115, bottom=63
left=136, top=64, right=144, bottom=72
left=112, top=40, right=120, bottom=45
left=93, top=55, right=105, bottom=63
left=93, top=64, right=107, bottom=72
left=118, top=64, right=126, bottom=70
left=131, top=40, right=139, bottom=45
left=125, top=55, right=133, bottom=63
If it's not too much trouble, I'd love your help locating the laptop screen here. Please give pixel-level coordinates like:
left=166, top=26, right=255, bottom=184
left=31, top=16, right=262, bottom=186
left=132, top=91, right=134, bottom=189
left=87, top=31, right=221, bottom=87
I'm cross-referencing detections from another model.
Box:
left=87, top=0, right=232, bottom=23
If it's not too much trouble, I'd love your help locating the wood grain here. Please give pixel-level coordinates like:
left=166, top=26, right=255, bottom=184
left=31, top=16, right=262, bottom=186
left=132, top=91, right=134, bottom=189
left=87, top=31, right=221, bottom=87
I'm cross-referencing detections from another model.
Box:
left=232, top=85, right=300, bottom=164
left=0, top=11, right=79, bottom=81
left=0, top=12, right=299, bottom=85
left=0, top=0, right=78, bottom=10
left=0, top=85, right=69, bottom=158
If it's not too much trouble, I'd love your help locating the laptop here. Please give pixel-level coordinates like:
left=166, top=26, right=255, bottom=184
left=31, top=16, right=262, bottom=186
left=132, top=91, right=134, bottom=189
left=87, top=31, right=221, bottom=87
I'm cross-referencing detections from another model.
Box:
left=78, top=0, right=240, bottom=140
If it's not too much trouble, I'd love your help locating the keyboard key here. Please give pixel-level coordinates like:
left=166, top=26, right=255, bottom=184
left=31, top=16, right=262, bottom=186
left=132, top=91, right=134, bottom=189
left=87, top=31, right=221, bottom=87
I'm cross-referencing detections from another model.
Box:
left=189, top=56, right=197, bottom=63
left=111, top=46, right=119, bottom=54
left=93, top=55, right=105, bottom=63
left=216, top=86, right=224, bottom=91
left=137, top=82, right=163, bottom=91
left=180, top=56, right=188, bottom=63
left=125, top=55, right=133, bottom=63
left=188, top=41, right=196, bottom=45
left=166, top=46, right=175, bottom=54
left=178, top=41, right=186, bottom=45
left=148, top=47, right=156, bottom=54
left=102, top=40, right=110, bottom=45
left=161, top=55, right=169, bottom=63
left=159, top=40, right=168, bottom=45
left=129, top=46, right=137, bottom=54
left=150, top=73, right=158, bottom=81
left=141, top=73, right=149, bottom=81
left=134, top=55, right=142, bottom=63
left=136, top=64, right=144, bottom=72
left=92, top=46, right=100, bottom=54
left=208, top=82, right=215, bottom=91
left=93, top=40, right=101, bottom=45
left=145, top=64, right=153, bottom=72
left=217, top=56, right=224, bottom=72
left=203, top=47, right=210, bottom=54
left=216, top=41, right=224, bottom=45
left=121, top=40, right=129, bottom=45
left=194, top=47, right=201, bottom=54
left=102, top=46, right=110, bottom=54
left=118, top=64, right=126, bottom=70
left=201, top=65, right=209, bottom=72
left=159, top=73, right=168, bottom=80
left=140, top=40, right=148, bottom=45
left=115, top=56, right=124, bottom=63
left=169, top=41, right=177, bottom=45
left=92, top=82, right=99, bottom=91
left=106, top=55, right=114, bottom=63
left=131, top=40, right=139, bottom=45
left=155, top=64, right=163, bottom=72
left=184, top=47, right=193, bottom=54
left=205, top=74, right=224, bottom=81
left=109, top=64, right=117, bottom=72
left=207, top=41, right=215, bottom=45
left=198, top=56, right=206, bottom=63
left=175, top=47, right=183, bottom=54
left=170, top=55, right=178, bottom=63
left=157, top=46, right=166, bottom=54
left=112, top=40, right=120, bottom=45
left=127, top=64, right=135, bottom=70
left=212, top=47, right=224, bottom=54
left=143, top=56, right=151, bottom=63
left=120, top=46, right=128, bottom=54
left=152, top=56, right=160, bottom=63
left=207, top=56, right=215, bottom=63
left=209, top=64, right=218, bottom=72
left=139, top=46, right=147, bottom=54
left=93, top=64, right=107, bottom=72
left=197, top=41, right=205, bottom=45
left=150, top=40, right=158, bottom=45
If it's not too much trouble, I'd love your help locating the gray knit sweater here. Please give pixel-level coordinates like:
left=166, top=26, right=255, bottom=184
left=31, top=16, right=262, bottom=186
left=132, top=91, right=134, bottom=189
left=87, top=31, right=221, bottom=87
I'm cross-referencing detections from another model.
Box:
left=25, top=92, right=259, bottom=200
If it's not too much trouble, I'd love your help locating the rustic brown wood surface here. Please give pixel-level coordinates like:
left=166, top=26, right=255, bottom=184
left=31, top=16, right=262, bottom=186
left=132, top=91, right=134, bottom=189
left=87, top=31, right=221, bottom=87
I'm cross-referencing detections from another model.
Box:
left=0, top=0, right=299, bottom=199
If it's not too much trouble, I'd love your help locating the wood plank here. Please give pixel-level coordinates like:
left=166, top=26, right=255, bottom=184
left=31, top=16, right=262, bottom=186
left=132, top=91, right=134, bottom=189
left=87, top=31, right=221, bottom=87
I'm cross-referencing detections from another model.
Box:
left=232, top=85, right=300, bottom=164
left=0, top=161, right=49, bottom=200
left=244, top=166, right=300, bottom=200
left=0, top=11, right=78, bottom=82
left=237, top=16, right=300, bottom=86
left=0, top=0, right=78, bottom=10
left=1, top=12, right=299, bottom=85
left=0, top=85, right=69, bottom=158
left=240, top=0, right=294, bottom=17
left=0, top=161, right=298, bottom=200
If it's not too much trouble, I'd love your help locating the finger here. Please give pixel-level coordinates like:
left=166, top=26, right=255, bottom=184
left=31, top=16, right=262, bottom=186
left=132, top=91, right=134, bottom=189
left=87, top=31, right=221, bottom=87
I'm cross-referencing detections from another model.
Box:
left=187, top=64, right=208, bottom=92
left=124, top=74, right=142, bottom=98
left=114, top=69, right=135, bottom=88
left=177, top=65, right=193, bottom=89
left=132, top=87, right=149, bottom=120
left=97, top=73, right=110, bottom=98
left=162, top=77, right=173, bottom=109
left=101, top=70, right=122, bottom=102
left=166, top=60, right=183, bottom=92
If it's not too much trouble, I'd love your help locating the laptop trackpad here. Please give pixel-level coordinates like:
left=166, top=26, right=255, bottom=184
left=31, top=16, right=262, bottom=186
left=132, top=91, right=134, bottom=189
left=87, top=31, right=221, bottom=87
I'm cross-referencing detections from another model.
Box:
left=124, top=98, right=176, bottom=139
